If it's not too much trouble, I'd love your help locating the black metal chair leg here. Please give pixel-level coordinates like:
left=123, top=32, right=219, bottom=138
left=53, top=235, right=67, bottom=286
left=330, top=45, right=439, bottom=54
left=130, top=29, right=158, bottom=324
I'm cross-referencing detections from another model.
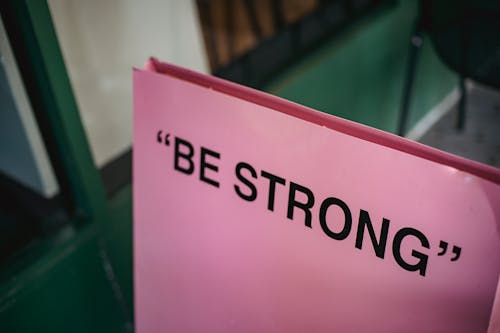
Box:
left=398, top=32, right=423, bottom=137
left=456, top=76, right=467, bottom=131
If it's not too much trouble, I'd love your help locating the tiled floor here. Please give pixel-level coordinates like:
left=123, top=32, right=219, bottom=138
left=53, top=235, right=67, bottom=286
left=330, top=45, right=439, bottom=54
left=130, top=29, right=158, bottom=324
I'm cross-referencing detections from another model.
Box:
left=419, top=83, right=500, bottom=169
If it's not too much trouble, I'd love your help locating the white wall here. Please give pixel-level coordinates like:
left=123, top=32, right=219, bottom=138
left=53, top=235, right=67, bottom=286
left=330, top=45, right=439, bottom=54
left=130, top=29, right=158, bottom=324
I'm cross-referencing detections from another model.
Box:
left=48, top=0, right=209, bottom=166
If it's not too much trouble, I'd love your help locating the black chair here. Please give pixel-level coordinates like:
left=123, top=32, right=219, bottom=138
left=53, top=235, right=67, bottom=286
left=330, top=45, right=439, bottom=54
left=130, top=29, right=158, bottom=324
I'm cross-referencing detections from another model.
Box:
left=398, top=0, right=500, bottom=136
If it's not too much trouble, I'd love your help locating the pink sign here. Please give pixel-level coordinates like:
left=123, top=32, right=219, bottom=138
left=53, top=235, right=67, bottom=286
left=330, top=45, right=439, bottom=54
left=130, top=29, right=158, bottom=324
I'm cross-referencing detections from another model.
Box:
left=133, top=58, right=500, bottom=333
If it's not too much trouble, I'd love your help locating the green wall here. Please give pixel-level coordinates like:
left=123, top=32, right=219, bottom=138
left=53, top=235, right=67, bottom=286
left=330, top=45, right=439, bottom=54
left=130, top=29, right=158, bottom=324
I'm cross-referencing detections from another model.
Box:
left=265, top=1, right=457, bottom=134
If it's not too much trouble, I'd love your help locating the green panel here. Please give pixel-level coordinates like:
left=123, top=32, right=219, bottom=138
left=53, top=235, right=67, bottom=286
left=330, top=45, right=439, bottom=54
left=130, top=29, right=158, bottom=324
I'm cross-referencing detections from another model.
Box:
left=105, top=185, right=134, bottom=316
left=265, top=1, right=457, bottom=133
left=0, top=184, right=134, bottom=333
left=0, top=226, right=130, bottom=333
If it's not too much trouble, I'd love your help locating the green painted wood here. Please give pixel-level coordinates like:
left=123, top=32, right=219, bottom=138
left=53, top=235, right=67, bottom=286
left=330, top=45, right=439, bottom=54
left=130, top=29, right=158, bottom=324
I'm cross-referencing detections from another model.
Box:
left=105, top=185, right=134, bottom=319
left=2, top=0, right=108, bottom=221
left=0, top=225, right=130, bottom=333
left=0, top=1, right=132, bottom=331
left=265, top=1, right=457, bottom=134
left=0, top=184, right=134, bottom=332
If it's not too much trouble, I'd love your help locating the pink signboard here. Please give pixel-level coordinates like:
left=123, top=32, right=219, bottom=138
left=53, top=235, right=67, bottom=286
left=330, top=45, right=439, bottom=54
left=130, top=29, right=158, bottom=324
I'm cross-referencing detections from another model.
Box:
left=133, top=58, right=500, bottom=332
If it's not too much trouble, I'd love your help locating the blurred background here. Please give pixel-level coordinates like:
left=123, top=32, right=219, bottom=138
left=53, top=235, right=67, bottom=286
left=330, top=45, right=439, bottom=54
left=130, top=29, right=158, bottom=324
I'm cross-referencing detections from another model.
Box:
left=0, top=0, right=499, bottom=332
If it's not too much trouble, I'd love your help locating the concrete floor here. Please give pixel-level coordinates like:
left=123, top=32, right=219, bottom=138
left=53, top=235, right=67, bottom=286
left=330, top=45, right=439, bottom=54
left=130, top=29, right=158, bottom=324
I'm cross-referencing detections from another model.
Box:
left=419, top=83, right=500, bottom=169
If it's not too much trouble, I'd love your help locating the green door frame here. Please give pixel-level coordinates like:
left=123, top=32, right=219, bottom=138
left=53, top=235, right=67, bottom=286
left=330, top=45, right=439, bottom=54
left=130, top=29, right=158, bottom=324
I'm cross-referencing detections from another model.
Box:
left=0, top=0, right=108, bottom=223
left=0, top=2, right=133, bottom=330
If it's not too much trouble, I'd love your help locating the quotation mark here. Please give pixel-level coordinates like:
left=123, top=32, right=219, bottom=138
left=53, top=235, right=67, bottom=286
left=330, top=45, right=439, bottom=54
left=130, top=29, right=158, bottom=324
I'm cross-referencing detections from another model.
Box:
left=437, top=240, right=461, bottom=261
left=157, top=130, right=170, bottom=146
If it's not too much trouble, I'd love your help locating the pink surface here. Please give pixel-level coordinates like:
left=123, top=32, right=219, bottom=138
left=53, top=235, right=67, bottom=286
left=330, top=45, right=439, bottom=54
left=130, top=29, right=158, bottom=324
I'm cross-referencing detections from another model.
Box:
left=134, top=59, right=500, bottom=332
